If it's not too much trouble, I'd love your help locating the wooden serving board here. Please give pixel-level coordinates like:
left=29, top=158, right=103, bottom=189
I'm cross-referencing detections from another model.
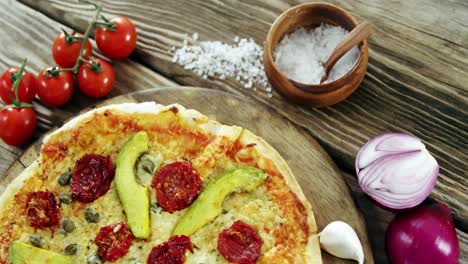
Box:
left=1, top=87, right=373, bottom=263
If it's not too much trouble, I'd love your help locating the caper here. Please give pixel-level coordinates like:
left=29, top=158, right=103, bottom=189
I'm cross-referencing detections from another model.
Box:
left=85, top=208, right=100, bottom=223
left=138, top=155, right=155, bottom=174
left=87, top=253, right=103, bottom=264
left=58, top=172, right=72, bottom=186
left=61, top=218, right=75, bottom=233
left=59, top=193, right=73, bottom=204
left=29, top=234, right=43, bottom=248
left=64, top=243, right=78, bottom=255
left=136, top=154, right=155, bottom=186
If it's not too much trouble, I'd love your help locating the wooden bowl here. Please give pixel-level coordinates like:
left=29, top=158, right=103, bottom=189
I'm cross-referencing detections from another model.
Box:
left=263, top=2, right=369, bottom=107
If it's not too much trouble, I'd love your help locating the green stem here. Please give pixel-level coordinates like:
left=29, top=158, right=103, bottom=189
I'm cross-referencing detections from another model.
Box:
left=45, top=66, right=61, bottom=77
left=61, top=28, right=83, bottom=43
left=100, top=15, right=109, bottom=23
left=79, top=57, right=95, bottom=65
left=12, top=59, right=27, bottom=104
left=94, top=21, right=116, bottom=31
left=59, top=67, right=74, bottom=72
left=4, top=58, right=33, bottom=109
left=69, top=4, right=102, bottom=74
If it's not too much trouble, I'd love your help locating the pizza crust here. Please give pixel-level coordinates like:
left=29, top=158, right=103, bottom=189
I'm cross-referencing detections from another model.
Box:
left=43, top=102, right=241, bottom=146
left=237, top=129, right=322, bottom=264
left=0, top=161, right=39, bottom=212
left=43, top=102, right=165, bottom=143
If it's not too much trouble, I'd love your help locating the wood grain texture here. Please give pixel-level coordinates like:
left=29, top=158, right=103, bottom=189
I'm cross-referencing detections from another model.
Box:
left=19, top=0, right=468, bottom=232
left=0, top=0, right=466, bottom=262
left=0, top=0, right=176, bottom=174
left=0, top=87, right=374, bottom=264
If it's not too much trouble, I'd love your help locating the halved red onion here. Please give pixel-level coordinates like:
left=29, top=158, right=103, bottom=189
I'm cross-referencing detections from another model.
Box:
left=355, top=133, right=439, bottom=209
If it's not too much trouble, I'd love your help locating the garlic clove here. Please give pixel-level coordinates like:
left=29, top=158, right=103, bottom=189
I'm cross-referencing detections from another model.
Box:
left=319, top=221, right=364, bottom=264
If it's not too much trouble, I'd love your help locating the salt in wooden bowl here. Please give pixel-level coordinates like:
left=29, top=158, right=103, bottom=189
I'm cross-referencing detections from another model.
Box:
left=263, top=2, right=369, bottom=107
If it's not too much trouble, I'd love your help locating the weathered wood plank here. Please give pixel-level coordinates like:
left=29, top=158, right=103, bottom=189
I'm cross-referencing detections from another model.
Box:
left=0, top=0, right=176, bottom=174
left=19, top=0, right=468, bottom=230
left=0, top=145, right=23, bottom=175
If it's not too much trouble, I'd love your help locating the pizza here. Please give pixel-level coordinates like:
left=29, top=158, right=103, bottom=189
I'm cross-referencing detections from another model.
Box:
left=0, top=102, right=322, bottom=263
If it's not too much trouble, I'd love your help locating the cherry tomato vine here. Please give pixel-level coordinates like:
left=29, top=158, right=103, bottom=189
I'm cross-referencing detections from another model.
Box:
left=0, top=1, right=137, bottom=146
left=60, top=2, right=105, bottom=74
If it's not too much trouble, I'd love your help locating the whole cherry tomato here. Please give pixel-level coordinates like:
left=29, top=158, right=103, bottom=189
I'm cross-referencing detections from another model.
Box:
left=95, top=16, right=137, bottom=59
left=0, top=107, right=36, bottom=146
left=77, top=58, right=115, bottom=98
left=36, top=67, right=74, bottom=107
left=52, top=31, right=93, bottom=68
left=0, top=68, right=37, bottom=104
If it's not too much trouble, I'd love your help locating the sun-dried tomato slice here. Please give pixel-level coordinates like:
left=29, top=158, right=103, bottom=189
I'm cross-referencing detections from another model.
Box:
left=151, top=161, right=201, bottom=213
left=95, top=222, right=133, bottom=262
left=218, top=220, right=263, bottom=264
left=25, top=191, right=60, bottom=228
left=147, top=235, right=193, bottom=264
left=70, top=154, right=115, bottom=203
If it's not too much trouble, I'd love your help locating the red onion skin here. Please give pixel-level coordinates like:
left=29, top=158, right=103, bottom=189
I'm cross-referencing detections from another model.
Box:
left=386, top=202, right=459, bottom=264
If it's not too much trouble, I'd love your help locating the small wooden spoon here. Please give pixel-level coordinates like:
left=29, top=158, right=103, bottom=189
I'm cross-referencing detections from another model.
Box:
left=320, top=21, right=373, bottom=84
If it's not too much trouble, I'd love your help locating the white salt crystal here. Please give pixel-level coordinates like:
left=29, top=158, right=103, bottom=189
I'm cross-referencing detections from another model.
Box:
left=172, top=36, right=273, bottom=97
left=193, top=33, right=199, bottom=41
left=273, top=23, right=359, bottom=84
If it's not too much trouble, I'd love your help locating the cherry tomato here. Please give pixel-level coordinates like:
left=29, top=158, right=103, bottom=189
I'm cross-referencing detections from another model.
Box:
left=52, top=31, right=92, bottom=68
left=95, top=222, right=133, bottom=262
left=218, top=220, right=262, bottom=264
left=0, top=68, right=37, bottom=104
left=71, top=154, right=115, bottom=203
left=151, top=161, right=201, bottom=213
left=36, top=67, right=74, bottom=107
left=0, top=107, right=36, bottom=146
left=26, top=191, right=60, bottom=229
left=95, top=16, right=137, bottom=59
left=77, top=58, right=115, bottom=98
left=147, top=235, right=193, bottom=264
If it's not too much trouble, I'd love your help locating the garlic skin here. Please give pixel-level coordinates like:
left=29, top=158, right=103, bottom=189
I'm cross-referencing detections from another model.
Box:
left=319, top=221, right=364, bottom=264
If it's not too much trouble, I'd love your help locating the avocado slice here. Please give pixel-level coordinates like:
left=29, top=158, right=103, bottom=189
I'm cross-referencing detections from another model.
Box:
left=116, top=131, right=151, bottom=239
left=173, top=167, right=267, bottom=236
left=10, top=241, right=75, bottom=264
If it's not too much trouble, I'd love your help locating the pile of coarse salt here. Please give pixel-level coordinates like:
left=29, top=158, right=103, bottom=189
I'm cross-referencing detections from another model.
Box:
left=172, top=34, right=272, bottom=97
left=274, top=23, right=359, bottom=85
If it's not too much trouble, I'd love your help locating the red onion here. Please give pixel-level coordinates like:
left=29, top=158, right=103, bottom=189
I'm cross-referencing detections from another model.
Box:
left=386, top=202, right=459, bottom=264
left=355, top=133, right=439, bottom=209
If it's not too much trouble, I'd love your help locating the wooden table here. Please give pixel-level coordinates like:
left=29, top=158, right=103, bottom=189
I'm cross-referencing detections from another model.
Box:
left=0, top=0, right=466, bottom=263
